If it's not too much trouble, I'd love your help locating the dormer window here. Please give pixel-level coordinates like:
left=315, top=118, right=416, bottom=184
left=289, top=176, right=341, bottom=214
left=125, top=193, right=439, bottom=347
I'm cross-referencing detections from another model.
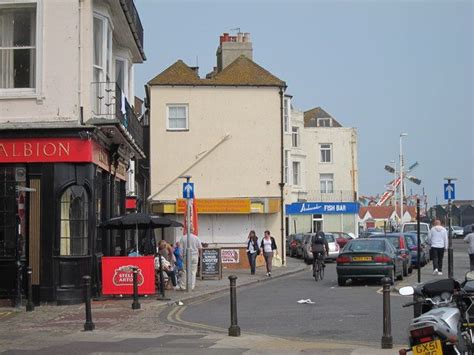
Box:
left=317, top=118, right=332, bottom=127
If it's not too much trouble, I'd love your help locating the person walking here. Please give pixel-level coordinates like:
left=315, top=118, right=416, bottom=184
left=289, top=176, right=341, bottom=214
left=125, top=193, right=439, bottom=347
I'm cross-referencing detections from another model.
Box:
left=464, top=225, right=474, bottom=271
left=246, top=230, right=259, bottom=275
left=178, top=234, right=202, bottom=291
left=260, top=230, right=277, bottom=277
left=429, top=219, right=448, bottom=275
left=173, top=241, right=183, bottom=284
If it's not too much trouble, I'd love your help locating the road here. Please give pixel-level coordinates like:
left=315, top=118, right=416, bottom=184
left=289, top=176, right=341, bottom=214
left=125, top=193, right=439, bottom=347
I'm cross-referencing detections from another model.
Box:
left=164, top=238, right=471, bottom=348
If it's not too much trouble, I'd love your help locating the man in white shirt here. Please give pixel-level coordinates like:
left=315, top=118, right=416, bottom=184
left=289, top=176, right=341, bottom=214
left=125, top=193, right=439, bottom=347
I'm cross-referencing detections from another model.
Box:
left=178, top=234, right=202, bottom=291
left=429, top=219, right=448, bottom=275
left=464, top=225, right=474, bottom=271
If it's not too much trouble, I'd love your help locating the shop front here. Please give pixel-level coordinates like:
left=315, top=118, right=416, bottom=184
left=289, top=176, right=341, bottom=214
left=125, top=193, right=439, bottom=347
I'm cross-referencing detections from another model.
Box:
left=286, top=202, right=360, bottom=236
left=0, top=132, right=129, bottom=305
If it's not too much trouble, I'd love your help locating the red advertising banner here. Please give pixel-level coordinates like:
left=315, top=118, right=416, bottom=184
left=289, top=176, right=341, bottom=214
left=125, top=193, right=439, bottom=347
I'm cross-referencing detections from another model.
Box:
left=102, top=256, right=155, bottom=295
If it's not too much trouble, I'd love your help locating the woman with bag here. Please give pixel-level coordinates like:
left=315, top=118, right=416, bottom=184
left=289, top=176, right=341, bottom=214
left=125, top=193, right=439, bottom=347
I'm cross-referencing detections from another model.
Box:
left=260, top=230, right=277, bottom=277
left=246, top=230, right=259, bottom=275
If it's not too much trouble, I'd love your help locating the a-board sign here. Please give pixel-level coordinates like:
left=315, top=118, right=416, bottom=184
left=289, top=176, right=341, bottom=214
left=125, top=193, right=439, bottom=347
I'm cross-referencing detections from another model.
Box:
left=200, top=248, right=222, bottom=280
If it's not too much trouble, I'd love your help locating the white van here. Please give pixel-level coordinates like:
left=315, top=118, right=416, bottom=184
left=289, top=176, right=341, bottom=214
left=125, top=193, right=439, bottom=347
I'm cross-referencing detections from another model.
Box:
left=402, top=222, right=430, bottom=243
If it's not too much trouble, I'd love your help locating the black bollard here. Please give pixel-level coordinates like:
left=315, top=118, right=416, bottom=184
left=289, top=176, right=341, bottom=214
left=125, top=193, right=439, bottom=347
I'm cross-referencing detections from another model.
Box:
left=83, top=276, right=95, bottom=331
left=228, top=275, right=240, bottom=337
left=381, top=277, right=393, bottom=349
left=132, top=267, right=141, bottom=310
left=26, top=267, right=34, bottom=312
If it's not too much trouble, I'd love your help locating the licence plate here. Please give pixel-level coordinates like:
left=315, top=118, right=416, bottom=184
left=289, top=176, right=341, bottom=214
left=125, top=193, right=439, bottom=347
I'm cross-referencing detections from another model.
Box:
left=412, top=340, right=443, bottom=355
left=352, top=256, right=372, bottom=261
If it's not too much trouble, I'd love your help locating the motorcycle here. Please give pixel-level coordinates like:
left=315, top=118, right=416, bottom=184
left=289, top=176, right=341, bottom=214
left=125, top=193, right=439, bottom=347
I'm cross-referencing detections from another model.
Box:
left=398, top=272, right=474, bottom=355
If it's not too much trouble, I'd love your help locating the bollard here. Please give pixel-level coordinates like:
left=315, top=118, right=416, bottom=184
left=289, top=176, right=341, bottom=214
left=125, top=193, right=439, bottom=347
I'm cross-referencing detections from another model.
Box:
left=381, top=277, right=393, bottom=349
left=132, top=267, right=141, bottom=310
left=26, top=267, right=34, bottom=312
left=228, top=275, right=241, bottom=337
left=83, top=276, right=95, bottom=331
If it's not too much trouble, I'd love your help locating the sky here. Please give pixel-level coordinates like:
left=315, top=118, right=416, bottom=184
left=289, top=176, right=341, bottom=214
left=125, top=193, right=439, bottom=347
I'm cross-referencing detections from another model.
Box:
left=134, top=0, right=473, bottom=206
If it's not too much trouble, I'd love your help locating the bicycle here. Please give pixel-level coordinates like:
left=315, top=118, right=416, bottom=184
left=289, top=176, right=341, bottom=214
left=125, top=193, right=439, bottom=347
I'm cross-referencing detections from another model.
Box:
left=312, top=252, right=325, bottom=281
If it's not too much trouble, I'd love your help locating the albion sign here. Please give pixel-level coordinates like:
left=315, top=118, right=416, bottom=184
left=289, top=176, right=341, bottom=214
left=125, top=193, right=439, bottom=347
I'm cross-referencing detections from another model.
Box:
left=0, top=138, right=90, bottom=163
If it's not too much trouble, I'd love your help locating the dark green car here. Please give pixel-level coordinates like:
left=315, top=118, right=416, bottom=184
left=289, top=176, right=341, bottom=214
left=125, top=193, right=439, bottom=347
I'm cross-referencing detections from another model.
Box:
left=336, top=238, right=404, bottom=286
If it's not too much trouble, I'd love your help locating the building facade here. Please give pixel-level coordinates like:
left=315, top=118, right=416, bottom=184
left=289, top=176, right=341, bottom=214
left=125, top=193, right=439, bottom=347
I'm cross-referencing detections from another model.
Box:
left=285, top=107, right=359, bottom=236
left=147, top=33, right=287, bottom=260
left=0, top=0, right=145, bottom=304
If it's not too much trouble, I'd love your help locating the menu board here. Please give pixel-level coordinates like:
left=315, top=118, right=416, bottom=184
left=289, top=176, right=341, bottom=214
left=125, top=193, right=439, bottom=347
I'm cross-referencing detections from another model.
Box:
left=200, top=248, right=222, bottom=280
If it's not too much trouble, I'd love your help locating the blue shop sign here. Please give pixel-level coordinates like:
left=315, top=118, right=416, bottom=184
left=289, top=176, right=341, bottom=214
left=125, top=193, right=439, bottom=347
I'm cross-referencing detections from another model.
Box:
left=285, top=202, right=360, bottom=215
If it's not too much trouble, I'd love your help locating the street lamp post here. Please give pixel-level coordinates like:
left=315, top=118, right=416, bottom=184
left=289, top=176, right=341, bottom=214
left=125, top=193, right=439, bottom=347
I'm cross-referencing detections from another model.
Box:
left=399, top=133, right=408, bottom=226
left=444, top=177, right=457, bottom=279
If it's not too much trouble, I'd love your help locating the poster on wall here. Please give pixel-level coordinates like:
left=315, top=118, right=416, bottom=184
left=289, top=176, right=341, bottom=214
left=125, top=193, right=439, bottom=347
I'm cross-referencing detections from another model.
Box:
left=102, top=256, right=155, bottom=295
left=221, top=249, right=240, bottom=264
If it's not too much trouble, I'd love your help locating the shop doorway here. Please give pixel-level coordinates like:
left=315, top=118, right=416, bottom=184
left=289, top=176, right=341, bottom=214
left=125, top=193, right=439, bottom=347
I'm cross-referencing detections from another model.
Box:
left=312, top=214, right=323, bottom=233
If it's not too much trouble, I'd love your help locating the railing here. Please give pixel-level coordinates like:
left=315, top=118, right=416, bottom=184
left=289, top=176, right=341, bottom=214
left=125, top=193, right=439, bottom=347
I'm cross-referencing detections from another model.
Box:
left=91, top=81, right=143, bottom=151
left=120, top=0, right=144, bottom=58
left=295, top=189, right=357, bottom=202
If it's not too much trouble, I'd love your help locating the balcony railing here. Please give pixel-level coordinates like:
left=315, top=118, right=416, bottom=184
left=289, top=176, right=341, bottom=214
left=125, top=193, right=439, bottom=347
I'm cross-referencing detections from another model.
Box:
left=91, top=81, right=144, bottom=151
left=295, top=189, right=357, bottom=202
left=119, top=0, right=145, bottom=60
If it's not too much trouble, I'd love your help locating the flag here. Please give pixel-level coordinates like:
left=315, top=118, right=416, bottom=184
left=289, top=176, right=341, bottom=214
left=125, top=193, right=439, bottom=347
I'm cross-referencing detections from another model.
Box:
left=183, top=198, right=199, bottom=236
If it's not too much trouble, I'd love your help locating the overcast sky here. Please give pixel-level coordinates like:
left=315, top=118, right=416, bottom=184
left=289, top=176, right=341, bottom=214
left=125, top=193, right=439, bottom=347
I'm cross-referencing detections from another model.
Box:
left=134, top=0, right=473, bottom=206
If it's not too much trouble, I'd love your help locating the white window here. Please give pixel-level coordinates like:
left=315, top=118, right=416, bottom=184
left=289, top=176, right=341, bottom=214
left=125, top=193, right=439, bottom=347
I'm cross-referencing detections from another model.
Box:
left=320, top=173, right=334, bottom=193
left=320, top=143, right=332, bottom=163
left=93, top=14, right=112, bottom=83
left=317, top=118, right=332, bottom=127
left=115, top=58, right=129, bottom=97
left=284, top=150, right=290, bottom=184
left=0, top=4, right=37, bottom=90
left=292, top=161, right=300, bottom=186
left=167, top=105, right=188, bottom=130
left=283, top=97, right=290, bottom=133
left=292, top=127, right=300, bottom=147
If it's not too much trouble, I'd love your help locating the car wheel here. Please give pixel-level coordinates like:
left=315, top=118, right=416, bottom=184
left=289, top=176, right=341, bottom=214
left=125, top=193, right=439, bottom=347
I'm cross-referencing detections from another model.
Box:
left=408, top=264, right=413, bottom=274
left=403, top=262, right=408, bottom=276
left=397, top=266, right=403, bottom=281
left=338, top=277, right=345, bottom=286
left=388, top=269, right=395, bottom=285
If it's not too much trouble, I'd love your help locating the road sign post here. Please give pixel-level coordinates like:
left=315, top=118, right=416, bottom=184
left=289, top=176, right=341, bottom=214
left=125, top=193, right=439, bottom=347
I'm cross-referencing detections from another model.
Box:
left=444, top=178, right=457, bottom=279
left=181, top=178, right=193, bottom=292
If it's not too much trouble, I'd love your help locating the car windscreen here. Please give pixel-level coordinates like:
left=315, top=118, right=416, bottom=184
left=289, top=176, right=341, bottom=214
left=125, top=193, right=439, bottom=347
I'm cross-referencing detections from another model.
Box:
left=384, top=237, right=400, bottom=248
left=403, top=224, right=417, bottom=232
left=346, top=240, right=385, bottom=252
left=294, top=235, right=304, bottom=241
left=404, top=235, right=415, bottom=247
left=324, top=234, right=335, bottom=242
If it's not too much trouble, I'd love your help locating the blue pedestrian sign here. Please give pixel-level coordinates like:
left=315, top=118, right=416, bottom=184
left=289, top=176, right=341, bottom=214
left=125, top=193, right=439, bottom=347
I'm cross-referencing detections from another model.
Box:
left=183, top=182, right=194, bottom=199
left=444, top=183, right=455, bottom=200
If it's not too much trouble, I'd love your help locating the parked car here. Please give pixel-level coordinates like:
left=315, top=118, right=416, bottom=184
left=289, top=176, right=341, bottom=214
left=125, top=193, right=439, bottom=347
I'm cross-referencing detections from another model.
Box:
left=336, top=238, right=404, bottom=286
left=287, top=233, right=304, bottom=257
left=464, top=224, right=474, bottom=237
left=403, top=233, right=428, bottom=267
left=329, top=231, right=353, bottom=248
left=301, top=233, right=340, bottom=264
left=367, top=232, right=413, bottom=276
left=446, top=225, right=464, bottom=238
left=286, top=234, right=295, bottom=256
left=402, top=222, right=430, bottom=240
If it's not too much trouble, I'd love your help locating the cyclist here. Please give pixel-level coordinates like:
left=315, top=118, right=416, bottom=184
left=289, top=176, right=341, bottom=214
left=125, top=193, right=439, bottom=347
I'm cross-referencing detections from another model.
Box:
left=311, top=231, right=329, bottom=276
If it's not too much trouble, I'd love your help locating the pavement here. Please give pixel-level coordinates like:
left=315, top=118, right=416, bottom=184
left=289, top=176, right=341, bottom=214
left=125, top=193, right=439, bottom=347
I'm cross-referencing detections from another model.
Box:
left=1, top=249, right=469, bottom=355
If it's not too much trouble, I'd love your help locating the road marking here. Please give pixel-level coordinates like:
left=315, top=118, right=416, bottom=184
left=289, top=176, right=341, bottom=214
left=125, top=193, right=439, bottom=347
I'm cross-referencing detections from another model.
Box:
left=166, top=304, right=226, bottom=333
left=0, top=312, right=12, bottom=319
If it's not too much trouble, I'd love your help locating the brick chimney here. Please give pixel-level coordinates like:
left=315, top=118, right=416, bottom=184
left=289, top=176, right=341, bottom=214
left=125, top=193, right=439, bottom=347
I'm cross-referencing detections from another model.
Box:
left=216, top=32, right=252, bottom=72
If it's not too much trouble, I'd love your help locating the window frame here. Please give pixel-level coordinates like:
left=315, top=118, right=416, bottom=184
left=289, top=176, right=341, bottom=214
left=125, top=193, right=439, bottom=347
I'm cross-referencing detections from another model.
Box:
left=317, top=118, right=332, bottom=127
left=320, top=173, right=334, bottom=194
left=166, top=104, right=189, bottom=131
left=320, top=143, right=332, bottom=163
left=284, top=149, right=290, bottom=184
left=291, top=126, right=300, bottom=148
left=93, top=13, right=113, bottom=84
left=292, top=161, right=300, bottom=186
left=0, top=0, right=42, bottom=98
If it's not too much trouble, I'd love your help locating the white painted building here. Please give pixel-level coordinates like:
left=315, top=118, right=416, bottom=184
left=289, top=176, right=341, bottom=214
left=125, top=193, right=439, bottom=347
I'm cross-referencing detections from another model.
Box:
left=285, top=107, right=359, bottom=236
left=147, top=33, right=287, bottom=257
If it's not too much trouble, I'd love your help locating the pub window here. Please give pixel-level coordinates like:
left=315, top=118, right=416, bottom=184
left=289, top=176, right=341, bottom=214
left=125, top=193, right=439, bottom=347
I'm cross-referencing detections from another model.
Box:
left=0, top=168, right=16, bottom=257
left=60, top=185, right=88, bottom=256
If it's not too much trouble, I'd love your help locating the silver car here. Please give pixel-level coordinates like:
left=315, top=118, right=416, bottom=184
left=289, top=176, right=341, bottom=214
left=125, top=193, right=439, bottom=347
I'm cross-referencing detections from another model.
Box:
left=302, top=233, right=340, bottom=263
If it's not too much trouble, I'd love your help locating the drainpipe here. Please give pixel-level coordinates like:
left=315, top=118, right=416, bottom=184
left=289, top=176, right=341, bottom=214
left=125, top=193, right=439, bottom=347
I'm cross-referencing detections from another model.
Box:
left=78, top=0, right=84, bottom=124
left=279, top=87, right=286, bottom=265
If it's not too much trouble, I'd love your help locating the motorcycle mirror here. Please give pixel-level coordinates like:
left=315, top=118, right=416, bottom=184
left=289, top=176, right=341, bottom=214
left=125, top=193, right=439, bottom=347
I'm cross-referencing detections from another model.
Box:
left=399, top=286, right=414, bottom=296
left=465, top=271, right=474, bottom=281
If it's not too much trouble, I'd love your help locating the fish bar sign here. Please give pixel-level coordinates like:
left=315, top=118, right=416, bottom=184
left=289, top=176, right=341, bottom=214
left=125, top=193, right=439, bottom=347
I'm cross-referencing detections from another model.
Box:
left=102, top=256, right=155, bottom=295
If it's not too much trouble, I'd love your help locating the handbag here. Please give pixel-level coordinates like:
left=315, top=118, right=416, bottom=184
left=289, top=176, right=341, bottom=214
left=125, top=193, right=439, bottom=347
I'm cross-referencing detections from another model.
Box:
left=272, top=254, right=282, bottom=267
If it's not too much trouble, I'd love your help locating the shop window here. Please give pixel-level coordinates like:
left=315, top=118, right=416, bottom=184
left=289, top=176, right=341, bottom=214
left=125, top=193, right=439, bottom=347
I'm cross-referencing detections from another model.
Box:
left=0, top=168, right=16, bottom=257
left=60, top=185, right=89, bottom=256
